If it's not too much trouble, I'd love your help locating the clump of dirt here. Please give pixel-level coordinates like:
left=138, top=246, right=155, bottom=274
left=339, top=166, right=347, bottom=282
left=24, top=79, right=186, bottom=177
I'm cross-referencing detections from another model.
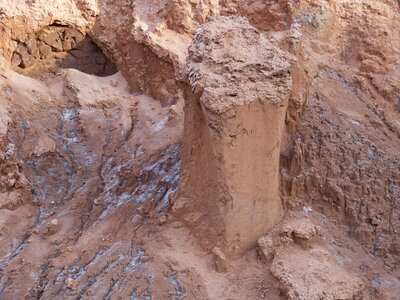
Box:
left=0, top=143, right=32, bottom=211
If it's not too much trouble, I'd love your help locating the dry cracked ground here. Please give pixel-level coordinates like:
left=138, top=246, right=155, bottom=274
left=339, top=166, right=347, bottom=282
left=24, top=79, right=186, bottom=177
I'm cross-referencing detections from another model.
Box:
left=0, top=0, right=399, bottom=299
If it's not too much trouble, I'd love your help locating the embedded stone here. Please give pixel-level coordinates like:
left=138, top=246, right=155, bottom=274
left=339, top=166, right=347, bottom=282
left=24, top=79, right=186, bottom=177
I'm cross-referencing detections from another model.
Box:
left=39, top=44, right=53, bottom=59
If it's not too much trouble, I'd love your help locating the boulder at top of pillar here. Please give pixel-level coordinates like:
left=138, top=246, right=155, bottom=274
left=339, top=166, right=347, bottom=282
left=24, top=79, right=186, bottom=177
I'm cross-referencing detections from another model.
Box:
left=175, top=16, right=293, bottom=259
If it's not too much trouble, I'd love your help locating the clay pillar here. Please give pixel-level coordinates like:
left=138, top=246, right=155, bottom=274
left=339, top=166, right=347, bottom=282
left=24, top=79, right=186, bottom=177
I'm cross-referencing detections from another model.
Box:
left=174, top=16, right=292, bottom=258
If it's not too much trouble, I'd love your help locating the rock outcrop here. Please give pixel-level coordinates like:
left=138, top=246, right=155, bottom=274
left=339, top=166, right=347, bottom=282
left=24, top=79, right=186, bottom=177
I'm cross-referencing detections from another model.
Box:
left=174, top=16, right=292, bottom=258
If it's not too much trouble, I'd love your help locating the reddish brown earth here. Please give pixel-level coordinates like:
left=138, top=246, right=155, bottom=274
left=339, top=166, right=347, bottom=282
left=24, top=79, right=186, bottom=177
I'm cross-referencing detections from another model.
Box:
left=0, top=0, right=399, bottom=299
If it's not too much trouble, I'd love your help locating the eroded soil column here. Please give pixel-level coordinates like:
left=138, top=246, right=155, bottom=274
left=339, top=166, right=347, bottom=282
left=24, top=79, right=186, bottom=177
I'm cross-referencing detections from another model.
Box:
left=174, top=16, right=293, bottom=258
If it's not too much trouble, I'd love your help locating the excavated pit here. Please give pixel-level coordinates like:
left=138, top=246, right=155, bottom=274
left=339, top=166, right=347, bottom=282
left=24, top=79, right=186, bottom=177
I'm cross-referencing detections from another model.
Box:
left=0, top=0, right=400, bottom=299
left=10, top=25, right=117, bottom=78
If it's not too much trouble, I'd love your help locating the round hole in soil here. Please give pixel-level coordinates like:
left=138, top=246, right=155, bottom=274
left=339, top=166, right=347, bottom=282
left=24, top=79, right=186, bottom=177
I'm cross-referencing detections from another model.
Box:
left=11, top=25, right=117, bottom=78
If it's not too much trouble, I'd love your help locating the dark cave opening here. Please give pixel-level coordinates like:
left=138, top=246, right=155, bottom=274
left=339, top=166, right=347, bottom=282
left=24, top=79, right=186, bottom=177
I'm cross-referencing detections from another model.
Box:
left=11, top=25, right=117, bottom=77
